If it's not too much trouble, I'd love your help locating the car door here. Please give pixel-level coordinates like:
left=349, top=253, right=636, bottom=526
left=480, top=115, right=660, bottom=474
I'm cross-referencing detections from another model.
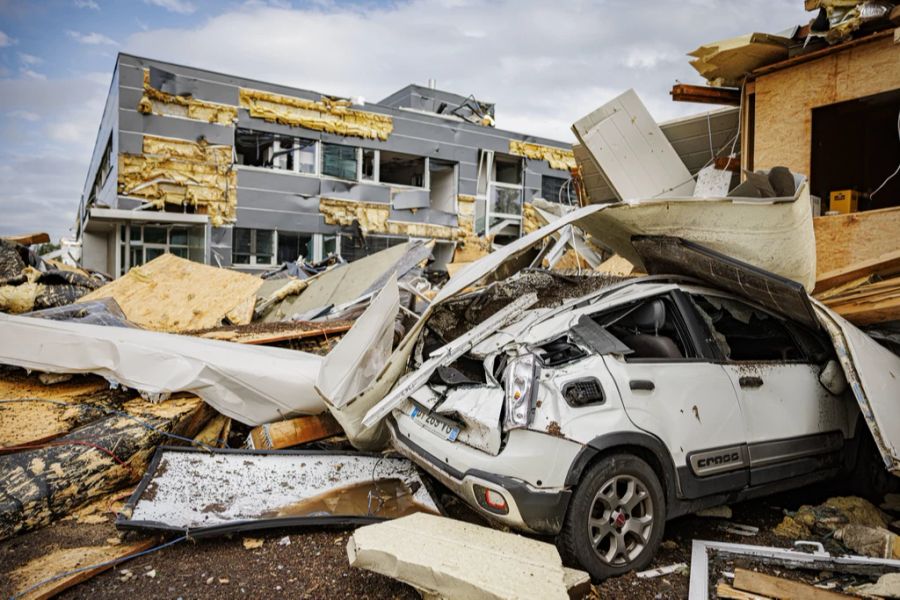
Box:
left=683, top=291, right=850, bottom=486
left=599, top=292, right=750, bottom=499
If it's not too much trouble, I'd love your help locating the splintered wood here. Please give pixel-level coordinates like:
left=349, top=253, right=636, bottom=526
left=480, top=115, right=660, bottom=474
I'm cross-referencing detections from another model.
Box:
left=813, top=209, right=900, bottom=325
left=8, top=539, right=156, bottom=600
left=78, top=253, right=263, bottom=331
left=730, top=568, right=853, bottom=600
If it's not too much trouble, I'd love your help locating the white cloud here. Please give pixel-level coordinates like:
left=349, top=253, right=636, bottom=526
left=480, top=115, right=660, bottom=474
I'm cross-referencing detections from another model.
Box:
left=74, top=0, right=101, bottom=9
left=144, top=0, right=196, bottom=15
left=18, top=52, right=43, bottom=66
left=0, top=30, right=15, bottom=47
left=67, top=30, right=118, bottom=45
left=123, top=0, right=809, bottom=140
left=6, top=110, right=40, bottom=122
left=20, top=69, right=46, bottom=80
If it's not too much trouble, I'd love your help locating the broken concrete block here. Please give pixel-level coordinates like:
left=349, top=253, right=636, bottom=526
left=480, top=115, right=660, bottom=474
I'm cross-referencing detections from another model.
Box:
left=346, top=512, right=573, bottom=600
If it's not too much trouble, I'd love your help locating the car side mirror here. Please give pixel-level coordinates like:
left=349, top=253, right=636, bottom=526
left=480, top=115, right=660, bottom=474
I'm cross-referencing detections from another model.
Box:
left=818, top=359, right=847, bottom=396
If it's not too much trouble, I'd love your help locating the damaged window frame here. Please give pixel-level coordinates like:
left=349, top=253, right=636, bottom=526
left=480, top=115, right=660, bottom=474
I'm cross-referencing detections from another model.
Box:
left=321, top=142, right=359, bottom=181
left=485, top=153, right=524, bottom=243
left=235, top=128, right=319, bottom=176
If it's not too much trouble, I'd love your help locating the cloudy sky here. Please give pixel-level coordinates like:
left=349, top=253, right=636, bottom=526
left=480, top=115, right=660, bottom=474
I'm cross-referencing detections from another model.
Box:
left=0, top=0, right=810, bottom=242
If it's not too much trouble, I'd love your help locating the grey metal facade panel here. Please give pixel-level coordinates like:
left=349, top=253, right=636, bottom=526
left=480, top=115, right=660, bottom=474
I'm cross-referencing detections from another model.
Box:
left=391, top=189, right=431, bottom=209
left=237, top=188, right=321, bottom=213
left=118, top=86, right=144, bottom=112
left=237, top=168, right=321, bottom=196
left=389, top=207, right=458, bottom=227
left=235, top=207, right=338, bottom=233
left=148, top=66, right=239, bottom=105
left=117, top=62, right=145, bottom=89
left=116, top=197, right=143, bottom=210
left=118, top=109, right=235, bottom=146
left=118, top=131, right=144, bottom=155
left=320, top=179, right=391, bottom=203
left=81, top=69, right=120, bottom=202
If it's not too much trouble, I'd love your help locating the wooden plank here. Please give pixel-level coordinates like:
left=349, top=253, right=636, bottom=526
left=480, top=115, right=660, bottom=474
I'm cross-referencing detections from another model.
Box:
left=815, top=275, right=873, bottom=301
left=716, top=582, right=772, bottom=600
left=733, top=568, right=854, bottom=600
left=825, top=293, right=900, bottom=326
left=813, top=249, right=900, bottom=294
left=197, top=323, right=352, bottom=345
left=1, top=232, right=50, bottom=246
left=248, top=413, right=344, bottom=450
left=814, top=207, right=900, bottom=276
left=79, top=253, right=263, bottom=332
left=9, top=539, right=156, bottom=600
left=671, top=83, right=741, bottom=106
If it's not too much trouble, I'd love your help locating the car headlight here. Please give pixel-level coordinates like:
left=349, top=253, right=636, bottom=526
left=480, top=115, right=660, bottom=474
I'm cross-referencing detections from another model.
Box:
left=503, top=353, right=539, bottom=431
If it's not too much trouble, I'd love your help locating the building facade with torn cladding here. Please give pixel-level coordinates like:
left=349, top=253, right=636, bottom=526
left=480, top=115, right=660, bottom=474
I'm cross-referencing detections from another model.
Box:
left=74, top=54, right=576, bottom=277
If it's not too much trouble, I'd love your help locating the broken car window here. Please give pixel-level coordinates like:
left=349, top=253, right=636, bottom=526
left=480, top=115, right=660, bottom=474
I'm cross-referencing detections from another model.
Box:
left=600, top=297, right=695, bottom=361
left=689, top=294, right=811, bottom=362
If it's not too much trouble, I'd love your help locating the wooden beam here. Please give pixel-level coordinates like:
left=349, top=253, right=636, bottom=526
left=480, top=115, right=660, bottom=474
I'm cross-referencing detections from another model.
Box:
left=247, top=413, right=344, bottom=450
left=714, top=156, right=740, bottom=172
left=670, top=83, right=741, bottom=106
left=733, top=568, right=854, bottom=600
left=716, top=582, right=772, bottom=600
left=813, top=249, right=900, bottom=294
left=1, top=232, right=50, bottom=246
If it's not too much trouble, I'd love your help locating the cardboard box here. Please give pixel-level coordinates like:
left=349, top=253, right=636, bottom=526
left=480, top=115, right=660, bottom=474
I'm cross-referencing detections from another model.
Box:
left=830, top=189, right=859, bottom=214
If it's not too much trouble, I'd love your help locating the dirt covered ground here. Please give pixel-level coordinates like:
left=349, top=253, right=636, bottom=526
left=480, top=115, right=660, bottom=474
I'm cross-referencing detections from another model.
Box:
left=1, top=482, right=858, bottom=600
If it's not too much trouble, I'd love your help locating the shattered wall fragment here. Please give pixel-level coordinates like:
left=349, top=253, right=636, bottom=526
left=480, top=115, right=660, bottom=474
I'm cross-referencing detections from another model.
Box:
left=239, top=88, right=393, bottom=141
left=318, top=197, right=458, bottom=240
left=138, top=68, right=237, bottom=125
left=508, top=140, right=576, bottom=170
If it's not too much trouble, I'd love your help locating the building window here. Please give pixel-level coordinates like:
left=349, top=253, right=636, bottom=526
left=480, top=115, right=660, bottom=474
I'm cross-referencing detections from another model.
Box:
left=321, top=143, right=358, bottom=180
left=542, top=175, right=571, bottom=204
left=118, top=224, right=202, bottom=275
left=379, top=150, right=425, bottom=187
left=233, top=228, right=275, bottom=266
left=235, top=128, right=317, bottom=175
left=277, top=232, right=314, bottom=263
left=361, top=149, right=377, bottom=181
left=338, top=232, right=406, bottom=263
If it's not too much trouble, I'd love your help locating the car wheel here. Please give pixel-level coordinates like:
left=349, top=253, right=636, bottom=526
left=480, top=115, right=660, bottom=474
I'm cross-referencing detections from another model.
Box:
left=558, top=454, right=665, bottom=580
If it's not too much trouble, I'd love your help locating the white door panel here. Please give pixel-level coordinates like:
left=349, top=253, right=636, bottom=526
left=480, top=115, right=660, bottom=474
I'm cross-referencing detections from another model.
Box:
left=722, top=363, right=847, bottom=445
left=602, top=356, right=746, bottom=469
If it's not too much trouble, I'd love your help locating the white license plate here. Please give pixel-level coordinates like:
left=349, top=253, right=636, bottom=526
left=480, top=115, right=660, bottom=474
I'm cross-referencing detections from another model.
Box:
left=410, top=404, right=459, bottom=442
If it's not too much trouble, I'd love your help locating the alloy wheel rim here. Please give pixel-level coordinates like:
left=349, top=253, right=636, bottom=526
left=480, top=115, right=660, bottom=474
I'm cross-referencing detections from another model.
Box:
left=587, top=474, right=654, bottom=566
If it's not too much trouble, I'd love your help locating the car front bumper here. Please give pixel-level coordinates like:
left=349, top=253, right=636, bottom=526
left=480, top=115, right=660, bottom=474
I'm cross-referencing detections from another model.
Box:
left=389, top=416, right=575, bottom=535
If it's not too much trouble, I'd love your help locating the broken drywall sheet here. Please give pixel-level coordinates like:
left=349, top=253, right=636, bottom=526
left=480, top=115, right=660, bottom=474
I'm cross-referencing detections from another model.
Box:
left=239, top=88, right=393, bottom=141
left=0, top=313, right=325, bottom=425
left=138, top=68, right=237, bottom=125
left=572, top=89, right=694, bottom=202
left=79, top=253, right=262, bottom=331
left=119, top=448, right=439, bottom=535
left=508, top=140, right=576, bottom=171
left=346, top=512, right=574, bottom=600
left=118, top=134, right=236, bottom=226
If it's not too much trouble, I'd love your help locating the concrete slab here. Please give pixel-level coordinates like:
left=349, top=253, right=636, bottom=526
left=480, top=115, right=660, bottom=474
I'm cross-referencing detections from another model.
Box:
left=346, top=513, right=572, bottom=600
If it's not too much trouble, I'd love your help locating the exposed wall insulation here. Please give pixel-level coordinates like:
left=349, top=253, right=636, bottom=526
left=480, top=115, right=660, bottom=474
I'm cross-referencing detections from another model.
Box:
left=753, top=36, right=900, bottom=175
left=239, top=88, right=393, bottom=141
left=814, top=207, right=900, bottom=275
left=456, top=195, right=476, bottom=236
left=508, top=140, right=576, bottom=170
left=319, top=198, right=457, bottom=240
left=118, top=134, right=236, bottom=226
left=688, top=33, right=790, bottom=87
left=138, top=69, right=237, bottom=125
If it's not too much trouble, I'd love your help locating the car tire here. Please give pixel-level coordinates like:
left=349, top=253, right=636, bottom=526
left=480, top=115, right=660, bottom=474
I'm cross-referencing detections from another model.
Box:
left=558, top=453, right=666, bottom=580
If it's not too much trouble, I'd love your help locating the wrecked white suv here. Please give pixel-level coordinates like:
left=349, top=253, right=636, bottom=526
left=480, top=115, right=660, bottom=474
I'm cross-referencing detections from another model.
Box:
left=349, top=234, right=900, bottom=581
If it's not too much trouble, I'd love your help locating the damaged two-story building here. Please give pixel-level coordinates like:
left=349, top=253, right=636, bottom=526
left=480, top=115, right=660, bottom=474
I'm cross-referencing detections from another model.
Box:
left=73, top=54, right=578, bottom=276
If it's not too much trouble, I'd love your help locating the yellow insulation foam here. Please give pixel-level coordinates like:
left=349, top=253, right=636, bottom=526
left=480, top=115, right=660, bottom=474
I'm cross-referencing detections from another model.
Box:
left=239, top=88, right=393, bottom=141
left=509, top=140, right=576, bottom=170
left=138, top=69, right=237, bottom=126
left=118, top=135, right=236, bottom=227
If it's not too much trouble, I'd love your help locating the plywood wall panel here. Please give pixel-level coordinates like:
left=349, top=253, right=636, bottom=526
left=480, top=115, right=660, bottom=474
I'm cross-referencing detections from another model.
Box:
left=753, top=37, right=900, bottom=176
